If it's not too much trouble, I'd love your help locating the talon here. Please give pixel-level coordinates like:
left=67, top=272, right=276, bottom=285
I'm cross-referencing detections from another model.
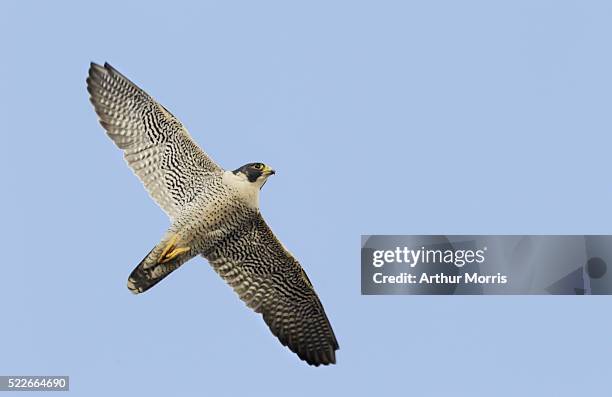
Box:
left=159, top=234, right=190, bottom=263
left=160, top=246, right=190, bottom=263
left=159, top=234, right=179, bottom=258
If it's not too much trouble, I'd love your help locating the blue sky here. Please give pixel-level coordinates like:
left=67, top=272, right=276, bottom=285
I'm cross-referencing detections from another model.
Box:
left=1, top=1, right=612, bottom=395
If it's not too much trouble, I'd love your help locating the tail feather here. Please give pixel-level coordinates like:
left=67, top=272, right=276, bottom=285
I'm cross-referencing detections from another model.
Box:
left=127, top=241, right=193, bottom=294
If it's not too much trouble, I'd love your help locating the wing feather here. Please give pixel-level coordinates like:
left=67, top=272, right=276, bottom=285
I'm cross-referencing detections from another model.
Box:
left=205, top=213, right=339, bottom=366
left=86, top=62, right=223, bottom=219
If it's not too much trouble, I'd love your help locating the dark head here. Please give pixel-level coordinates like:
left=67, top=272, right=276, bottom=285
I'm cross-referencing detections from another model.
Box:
left=232, top=162, right=276, bottom=188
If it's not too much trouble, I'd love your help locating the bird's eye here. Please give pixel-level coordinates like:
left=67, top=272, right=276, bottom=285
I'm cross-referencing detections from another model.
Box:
left=253, top=163, right=263, bottom=170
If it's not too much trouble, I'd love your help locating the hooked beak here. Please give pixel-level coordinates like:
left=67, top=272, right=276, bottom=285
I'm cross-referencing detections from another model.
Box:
left=263, top=165, right=276, bottom=176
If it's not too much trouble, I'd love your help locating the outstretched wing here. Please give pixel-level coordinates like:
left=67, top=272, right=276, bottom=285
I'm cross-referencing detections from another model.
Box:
left=86, top=62, right=223, bottom=219
left=205, top=212, right=339, bottom=366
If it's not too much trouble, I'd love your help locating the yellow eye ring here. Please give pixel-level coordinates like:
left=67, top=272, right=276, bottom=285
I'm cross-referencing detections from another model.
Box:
left=253, top=163, right=263, bottom=170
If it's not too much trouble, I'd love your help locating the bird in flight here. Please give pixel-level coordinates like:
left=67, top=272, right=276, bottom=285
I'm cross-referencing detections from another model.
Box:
left=86, top=62, right=338, bottom=366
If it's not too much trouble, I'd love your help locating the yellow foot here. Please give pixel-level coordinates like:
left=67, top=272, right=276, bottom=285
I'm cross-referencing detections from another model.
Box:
left=159, top=234, right=191, bottom=263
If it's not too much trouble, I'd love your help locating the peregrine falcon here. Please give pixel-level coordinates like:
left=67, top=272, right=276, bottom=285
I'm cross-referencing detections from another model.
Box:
left=86, top=62, right=339, bottom=366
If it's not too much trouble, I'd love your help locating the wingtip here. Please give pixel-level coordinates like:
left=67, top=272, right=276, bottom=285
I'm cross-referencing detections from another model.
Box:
left=88, top=62, right=118, bottom=79
left=104, top=62, right=118, bottom=74
left=305, top=356, right=336, bottom=367
left=89, top=61, right=104, bottom=73
left=87, top=62, right=107, bottom=88
left=300, top=344, right=338, bottom=366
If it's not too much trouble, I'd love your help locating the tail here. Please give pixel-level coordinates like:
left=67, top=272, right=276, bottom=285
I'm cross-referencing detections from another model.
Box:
left=127, top=233, right=194, bottom=294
